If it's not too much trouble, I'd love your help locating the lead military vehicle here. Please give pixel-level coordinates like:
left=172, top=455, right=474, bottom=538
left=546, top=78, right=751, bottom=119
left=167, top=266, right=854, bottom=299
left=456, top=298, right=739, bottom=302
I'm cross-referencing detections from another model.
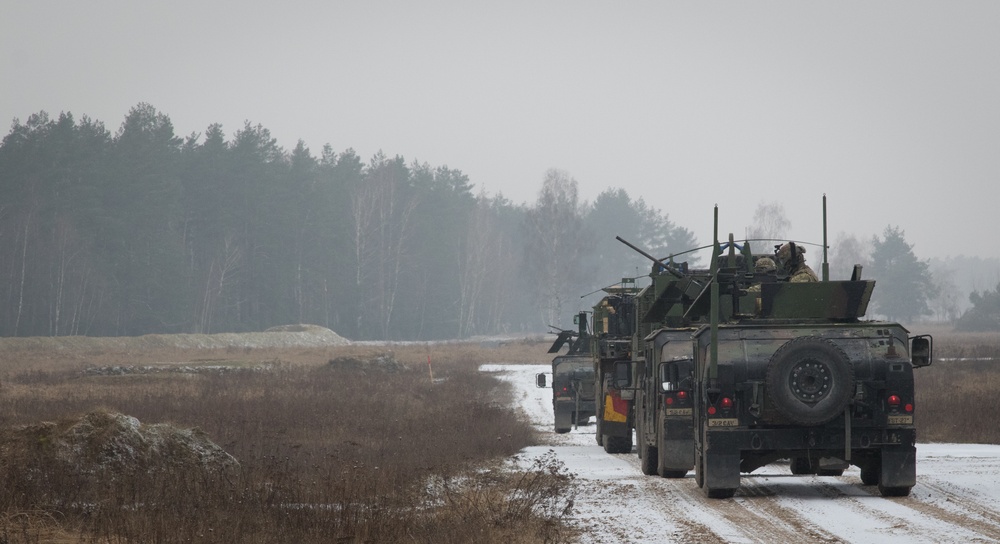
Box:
left=537, top=312, right=597, bottom=433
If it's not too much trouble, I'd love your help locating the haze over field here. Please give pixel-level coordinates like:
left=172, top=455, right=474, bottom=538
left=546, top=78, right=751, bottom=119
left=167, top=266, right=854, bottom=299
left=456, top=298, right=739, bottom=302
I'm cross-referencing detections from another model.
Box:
left=3, top=1, right=999, bottom=260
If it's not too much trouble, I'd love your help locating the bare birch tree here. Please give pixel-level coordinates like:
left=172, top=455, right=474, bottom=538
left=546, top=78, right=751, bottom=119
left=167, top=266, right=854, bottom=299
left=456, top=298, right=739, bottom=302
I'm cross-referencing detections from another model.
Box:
left=524, top=169, right=587, bottom=328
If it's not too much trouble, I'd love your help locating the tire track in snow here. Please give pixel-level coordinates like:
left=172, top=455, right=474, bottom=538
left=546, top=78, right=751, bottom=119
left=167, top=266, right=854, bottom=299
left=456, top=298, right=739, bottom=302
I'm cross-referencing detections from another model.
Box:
left=491, top=364, right=1000, bottom=543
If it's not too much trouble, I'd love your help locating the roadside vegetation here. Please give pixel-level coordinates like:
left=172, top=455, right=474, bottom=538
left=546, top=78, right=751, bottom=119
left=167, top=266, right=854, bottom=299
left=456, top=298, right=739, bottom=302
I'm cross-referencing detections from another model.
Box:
left=0, top=340, right=575, bottom=543
left=915, top=327, right=1000, bottom=443
left=0, top=328, right=997, bottom=541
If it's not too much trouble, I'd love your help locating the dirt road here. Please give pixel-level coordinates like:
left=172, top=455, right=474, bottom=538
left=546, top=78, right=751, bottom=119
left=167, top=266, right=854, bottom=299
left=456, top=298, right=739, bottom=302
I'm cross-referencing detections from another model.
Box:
left=487, top=364, right=1000, bottom=544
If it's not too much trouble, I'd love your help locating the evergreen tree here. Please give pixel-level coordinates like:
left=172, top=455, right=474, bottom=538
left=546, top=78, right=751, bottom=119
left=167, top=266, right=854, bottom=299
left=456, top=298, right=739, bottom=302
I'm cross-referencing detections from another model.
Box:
left=955, top=282, right=1000, bottom=331
left=868, top=226, right=936, bottom=322
left=584, top=188, right=697, bottom=298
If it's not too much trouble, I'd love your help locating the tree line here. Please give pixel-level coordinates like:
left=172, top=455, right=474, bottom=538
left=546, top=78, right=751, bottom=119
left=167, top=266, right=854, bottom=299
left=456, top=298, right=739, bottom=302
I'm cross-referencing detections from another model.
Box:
left=5, top=105, right=989, bottom=339
left=0, top=104, right=695, bottom=340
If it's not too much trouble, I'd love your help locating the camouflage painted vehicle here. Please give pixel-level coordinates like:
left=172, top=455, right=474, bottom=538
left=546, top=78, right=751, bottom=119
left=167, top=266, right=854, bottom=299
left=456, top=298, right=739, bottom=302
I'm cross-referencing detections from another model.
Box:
left=615, top=239, right=709, bottom=477
left=536, top=312, right=597, bottom=433
left=620, top=199, right=933, bottom=498
left=591, top=284, right=639, bottom=453
left=694, top=203, right=931, bottom=498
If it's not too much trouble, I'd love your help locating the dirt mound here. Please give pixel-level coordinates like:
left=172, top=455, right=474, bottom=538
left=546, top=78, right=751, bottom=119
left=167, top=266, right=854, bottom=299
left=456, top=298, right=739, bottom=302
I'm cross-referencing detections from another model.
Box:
left=1, top=411, right=238, bottom=476
left=0, top=324, right=351, bottom=355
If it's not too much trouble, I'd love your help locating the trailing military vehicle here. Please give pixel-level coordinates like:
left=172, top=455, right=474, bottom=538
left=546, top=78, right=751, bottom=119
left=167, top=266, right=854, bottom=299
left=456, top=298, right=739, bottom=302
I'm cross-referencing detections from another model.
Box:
left=619, top=198, right=933, bottom=498
left=591, top=282, right=640, bottom=453
left=536, top=312, right=597, bottom=433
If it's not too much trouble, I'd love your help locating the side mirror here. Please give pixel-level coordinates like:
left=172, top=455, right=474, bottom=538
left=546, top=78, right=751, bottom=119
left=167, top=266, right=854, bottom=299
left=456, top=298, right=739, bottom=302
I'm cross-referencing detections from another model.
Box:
left=535, top=373, right=547, bottom=388
left=613, top=361, right=632, bottom=388
left=911, top=335, right=933, bottom=368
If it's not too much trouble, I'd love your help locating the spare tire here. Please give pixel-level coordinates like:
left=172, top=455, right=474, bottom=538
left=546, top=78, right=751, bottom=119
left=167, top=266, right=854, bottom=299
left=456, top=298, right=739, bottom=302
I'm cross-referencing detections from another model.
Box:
left=765, top=336, right=853, bottom=426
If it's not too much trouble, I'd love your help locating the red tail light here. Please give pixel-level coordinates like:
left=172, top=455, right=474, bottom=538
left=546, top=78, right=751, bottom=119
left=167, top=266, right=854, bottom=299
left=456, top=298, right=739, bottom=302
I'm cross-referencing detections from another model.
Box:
left=887, top=394, right=901, bottom=407
left=707, top=406, right=717, bottom=415
left=904, top=403, right=914, bottom=413
left=665, top=397, right=674, bottom=406
left=677, top=391, right=688, bottom=400
left=720, top=397, right=733, bottom=409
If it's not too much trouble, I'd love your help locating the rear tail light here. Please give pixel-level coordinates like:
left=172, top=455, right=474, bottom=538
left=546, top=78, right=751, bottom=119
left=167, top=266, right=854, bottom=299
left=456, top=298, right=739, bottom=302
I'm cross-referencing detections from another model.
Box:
left=720, top=397, right=733, bottom=409
left=904, top=403, right=914, bottom=413
left=677, top=391, right=688, bottom=400
left=887, top=394, right=901, bottom=407
left=665, top=397, right=674, bottom=406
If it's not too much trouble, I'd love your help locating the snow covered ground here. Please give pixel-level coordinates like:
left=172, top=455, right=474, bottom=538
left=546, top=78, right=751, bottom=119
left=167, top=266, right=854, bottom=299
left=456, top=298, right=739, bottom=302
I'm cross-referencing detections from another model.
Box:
left=483, top=363, right=1000, bottom=544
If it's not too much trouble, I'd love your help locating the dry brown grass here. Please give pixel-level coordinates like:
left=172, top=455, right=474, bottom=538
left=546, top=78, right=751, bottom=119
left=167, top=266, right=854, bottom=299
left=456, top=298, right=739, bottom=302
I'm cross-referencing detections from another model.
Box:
left=0, top=338, right=574, bottom=543
left=913, top=327, right=1000, bottom=443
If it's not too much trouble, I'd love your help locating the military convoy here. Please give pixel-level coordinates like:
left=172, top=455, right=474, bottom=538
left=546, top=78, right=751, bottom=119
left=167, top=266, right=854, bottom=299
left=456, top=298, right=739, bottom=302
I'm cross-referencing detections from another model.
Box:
left=541, top=197, right=933, bottom=499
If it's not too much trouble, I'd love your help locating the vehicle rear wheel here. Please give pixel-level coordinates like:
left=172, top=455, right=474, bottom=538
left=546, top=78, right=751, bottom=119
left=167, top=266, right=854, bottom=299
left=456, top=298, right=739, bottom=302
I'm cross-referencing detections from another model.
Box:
left=640, top=443, right=658, bottom=475
left=789, top=457, right=815, bottom=475
left=707, top=487, right=737, bottom=499
left=695, top=450, right=705, bottom=488
left=604, top=435, right=631, bottom=454
left=860, top=463, right=879, bottom=486
left=878, top=485, right=912, bottom=497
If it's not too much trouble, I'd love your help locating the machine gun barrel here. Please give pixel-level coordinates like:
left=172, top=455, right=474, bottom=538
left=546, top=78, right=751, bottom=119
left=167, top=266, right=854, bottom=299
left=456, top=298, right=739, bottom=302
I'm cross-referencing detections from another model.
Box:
left=616, top=236, right=686, bottom=279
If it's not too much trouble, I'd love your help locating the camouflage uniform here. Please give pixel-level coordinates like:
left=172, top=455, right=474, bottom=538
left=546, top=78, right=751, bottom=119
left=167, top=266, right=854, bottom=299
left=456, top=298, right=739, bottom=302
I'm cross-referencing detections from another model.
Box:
left=775, top=243, right=819, bottom=283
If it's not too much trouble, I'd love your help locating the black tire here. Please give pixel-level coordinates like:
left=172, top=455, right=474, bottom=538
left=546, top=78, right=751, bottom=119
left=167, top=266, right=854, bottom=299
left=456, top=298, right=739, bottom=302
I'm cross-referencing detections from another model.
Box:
left=635, top=418, right=643, bottom=459
left=695, top=450, right=705, bottom=488
left=766, top=336, right=854, bottom=426
left=817, top=468, right=845, bottom=477
left=878, top=485, right=912, bottom=497
left=640, top=443, right=658, bottom=475
left=789, top=457, right=815, bottom=475
left=604, top=435, right=631, bottom=454
left=860, top=463, right=879, bottom=486
left=707, top=487, right=737, bottom=499
left=555, top=426, right=571, bottom=434
left=660, top=469, right=688, bottom=478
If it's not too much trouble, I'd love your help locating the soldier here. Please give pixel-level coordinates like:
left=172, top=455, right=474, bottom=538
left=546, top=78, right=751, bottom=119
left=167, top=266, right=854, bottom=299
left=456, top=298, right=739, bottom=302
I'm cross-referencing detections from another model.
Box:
left=747, top=256, right=777, bottom=306
left=775, top=242, right=819, bottom=283
left=754, top=256, right=776, bottom=275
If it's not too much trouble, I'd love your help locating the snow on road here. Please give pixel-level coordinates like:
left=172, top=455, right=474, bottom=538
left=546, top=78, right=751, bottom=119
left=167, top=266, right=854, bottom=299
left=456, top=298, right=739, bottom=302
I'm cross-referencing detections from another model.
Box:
left=483, top=363, right=1000, bottom=544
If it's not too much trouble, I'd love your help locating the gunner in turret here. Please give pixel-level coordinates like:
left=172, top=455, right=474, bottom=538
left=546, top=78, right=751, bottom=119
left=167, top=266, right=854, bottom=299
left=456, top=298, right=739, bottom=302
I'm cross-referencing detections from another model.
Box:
left=775, top=242, right=819, bottom=283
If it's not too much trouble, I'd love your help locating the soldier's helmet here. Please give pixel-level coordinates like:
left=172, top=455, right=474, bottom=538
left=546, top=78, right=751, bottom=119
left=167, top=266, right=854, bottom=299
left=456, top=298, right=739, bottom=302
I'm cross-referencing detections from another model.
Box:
left=754, top=256, right=776, bottom=273
left=775, top=242, right=805, bottom=267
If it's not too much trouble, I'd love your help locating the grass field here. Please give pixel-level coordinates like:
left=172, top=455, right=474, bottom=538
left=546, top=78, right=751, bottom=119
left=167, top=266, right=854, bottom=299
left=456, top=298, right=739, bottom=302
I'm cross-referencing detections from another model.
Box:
left=0, top=327, right=997, bottom=542
left=0, top=338, right=573, bottom=544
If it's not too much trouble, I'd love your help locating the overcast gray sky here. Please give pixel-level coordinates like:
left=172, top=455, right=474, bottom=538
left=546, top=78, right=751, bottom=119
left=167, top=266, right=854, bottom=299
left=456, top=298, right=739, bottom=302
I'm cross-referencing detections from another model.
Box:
left=3, top=1, right=998, bottom=261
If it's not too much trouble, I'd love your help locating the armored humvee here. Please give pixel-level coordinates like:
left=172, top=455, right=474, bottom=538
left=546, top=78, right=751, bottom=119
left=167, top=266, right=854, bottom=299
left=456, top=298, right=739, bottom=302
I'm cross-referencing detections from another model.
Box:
left=620, top=199, right=933, bottom=498
left=614, top=239, right=709, bottom=478
left=591, top=284, right=640, bottom=453
left=537, top=312, right=597, bottom=433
